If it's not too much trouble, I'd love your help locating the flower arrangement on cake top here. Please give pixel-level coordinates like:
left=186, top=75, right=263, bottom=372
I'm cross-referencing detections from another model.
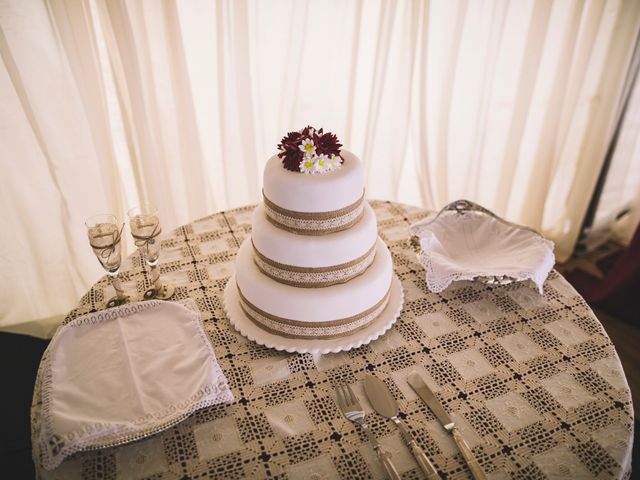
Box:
left=277, top=126, right=343, bottom=174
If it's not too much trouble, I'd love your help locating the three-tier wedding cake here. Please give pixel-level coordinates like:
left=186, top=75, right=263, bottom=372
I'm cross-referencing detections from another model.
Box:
left=229, top=126, right=396, bottom=340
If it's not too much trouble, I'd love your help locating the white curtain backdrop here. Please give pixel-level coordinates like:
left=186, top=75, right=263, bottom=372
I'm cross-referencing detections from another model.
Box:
left=1, top=0, right=639, bottom=337
left=591, top=44, right=640, bottom=246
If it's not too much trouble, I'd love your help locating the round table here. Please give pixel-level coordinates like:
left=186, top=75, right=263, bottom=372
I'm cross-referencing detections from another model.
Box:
left=32, top=201, right=634, bottom=479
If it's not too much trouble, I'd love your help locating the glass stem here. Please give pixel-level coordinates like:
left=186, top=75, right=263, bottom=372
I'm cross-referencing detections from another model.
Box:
left=110, top=274, right=126, bottom=300
left=149, top=264, right=162, bottom=291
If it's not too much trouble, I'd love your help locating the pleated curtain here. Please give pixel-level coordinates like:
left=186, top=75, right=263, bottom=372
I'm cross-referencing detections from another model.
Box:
left=1, top=0, right=638, bottom=337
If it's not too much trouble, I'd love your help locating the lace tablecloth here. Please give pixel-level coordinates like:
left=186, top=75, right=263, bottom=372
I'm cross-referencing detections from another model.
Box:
left=32, top=201, right=634, bottom=479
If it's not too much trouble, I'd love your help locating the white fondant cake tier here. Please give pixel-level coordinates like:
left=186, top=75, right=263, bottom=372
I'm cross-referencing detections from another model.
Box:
left=224, top=274, right=404, bottom=353
left=235, top=237, right=392, bottom=326
left=263, top=149, right=364, bottom=213
left=251, top=202, right=378, bottom=268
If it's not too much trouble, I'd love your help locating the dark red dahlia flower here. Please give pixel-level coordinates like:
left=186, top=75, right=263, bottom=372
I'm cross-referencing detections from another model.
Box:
left=281, top=149, right=303, bottom=170
left=277, top=131, right=304, bottom=171
left=314, top=131, right=343, bottom=157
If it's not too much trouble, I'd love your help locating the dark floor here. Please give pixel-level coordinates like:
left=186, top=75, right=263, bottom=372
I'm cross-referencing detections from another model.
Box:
left=0, top=332, right=49, bottom=478
left=1, top=308, right=637, bottom=479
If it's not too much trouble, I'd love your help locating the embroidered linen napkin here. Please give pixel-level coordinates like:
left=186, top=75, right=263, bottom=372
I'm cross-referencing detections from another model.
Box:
left=411, top=209, right=555, bottom=293
left=37, top=299, right=233, bottom=470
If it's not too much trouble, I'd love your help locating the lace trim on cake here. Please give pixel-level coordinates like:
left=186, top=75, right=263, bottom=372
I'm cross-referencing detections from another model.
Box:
left=262, top=192, right=365, bottom=235
left=252, top=242, right=376, bottom=287
left=237, top=285, right=391, bottom=339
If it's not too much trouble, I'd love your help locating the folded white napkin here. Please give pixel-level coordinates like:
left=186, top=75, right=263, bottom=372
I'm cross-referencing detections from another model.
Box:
left=411, top=209, right=555, bottom=293
left=38, top=299, right=233, bottom=470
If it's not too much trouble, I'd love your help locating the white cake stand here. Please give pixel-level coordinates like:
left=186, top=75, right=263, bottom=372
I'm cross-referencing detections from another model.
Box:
left=223, top=274, right=404, bottom=355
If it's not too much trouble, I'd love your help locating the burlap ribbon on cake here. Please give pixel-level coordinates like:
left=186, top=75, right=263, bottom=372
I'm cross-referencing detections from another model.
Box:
left=252, top=241, right=376, bottom=288
left=237, top=284, right=391, bottom=339
left=262, top=191, right=365, bottom=235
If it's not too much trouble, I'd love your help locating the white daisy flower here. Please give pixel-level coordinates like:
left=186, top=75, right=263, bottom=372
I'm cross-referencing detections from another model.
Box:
left=328, top=154, right=342, bottom=171
left=314, top=155, right=330, bottom=174
left=299, top=158, right=315, bottom=174
left=299, top=138, right=316, bottom=156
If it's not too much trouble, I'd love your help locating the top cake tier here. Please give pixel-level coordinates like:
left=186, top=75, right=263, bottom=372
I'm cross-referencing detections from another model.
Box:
left=263, top=149, right=364, bottom=214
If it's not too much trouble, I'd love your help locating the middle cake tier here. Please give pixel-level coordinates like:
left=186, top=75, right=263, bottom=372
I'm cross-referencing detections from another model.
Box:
left=235, top=236, right=393, bottom=339
left=251, top=201, right=378, bottom=287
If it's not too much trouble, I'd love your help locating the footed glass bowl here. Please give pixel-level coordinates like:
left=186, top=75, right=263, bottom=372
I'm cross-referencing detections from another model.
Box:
left=410, top=200, right=555, bottom=293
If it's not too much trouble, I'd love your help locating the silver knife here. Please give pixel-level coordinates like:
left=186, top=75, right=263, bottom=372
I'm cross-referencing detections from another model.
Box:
left=407, top=372, right=487, bottom=480
left=364, top=375, right=441, bottom=480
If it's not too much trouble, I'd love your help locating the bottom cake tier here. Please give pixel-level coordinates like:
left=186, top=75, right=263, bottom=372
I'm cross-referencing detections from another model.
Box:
left=234, top=236, right=393, bottom=339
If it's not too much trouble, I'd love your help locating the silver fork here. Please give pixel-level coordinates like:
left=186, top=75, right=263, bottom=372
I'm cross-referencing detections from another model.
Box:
left=335, top=383, right=401, bottom=480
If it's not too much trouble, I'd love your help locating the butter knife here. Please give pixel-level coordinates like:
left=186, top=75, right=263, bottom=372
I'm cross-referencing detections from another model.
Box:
left=364, top=375, right=441, bottom=480
left=407, top=373, right=487, bottom=480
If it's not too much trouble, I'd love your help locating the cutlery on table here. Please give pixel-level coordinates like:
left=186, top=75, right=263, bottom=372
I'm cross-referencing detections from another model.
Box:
left=335, top=383, right=401, bottom=480
left=363, top=374, right=441, bottom=480
left=407, top=372, right=487, bottom=480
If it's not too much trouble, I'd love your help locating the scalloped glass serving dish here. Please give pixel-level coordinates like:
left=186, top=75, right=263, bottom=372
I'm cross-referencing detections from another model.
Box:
left=410, top=200, right=555, bottom=293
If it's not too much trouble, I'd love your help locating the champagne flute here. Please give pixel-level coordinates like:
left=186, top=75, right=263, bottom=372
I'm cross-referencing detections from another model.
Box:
left=85, top=214, right=130, bottom=308
left=128, top=204, right=175, bottom=300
